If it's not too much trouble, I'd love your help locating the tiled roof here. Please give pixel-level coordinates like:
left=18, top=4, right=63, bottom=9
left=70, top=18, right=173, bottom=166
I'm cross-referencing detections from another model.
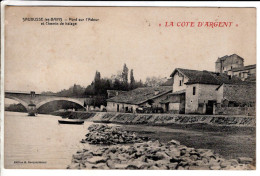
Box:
left=169, top=90, right=186, bottom=95
left=170, top=68, right=243, bottom=85
left=107, top=86, right=172, bottom=105
left=231, top=64, right=256, bottom=72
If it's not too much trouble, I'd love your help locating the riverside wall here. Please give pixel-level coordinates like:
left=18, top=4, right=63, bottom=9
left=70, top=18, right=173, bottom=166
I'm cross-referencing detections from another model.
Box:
left=51, top=111, right=256, bottom=127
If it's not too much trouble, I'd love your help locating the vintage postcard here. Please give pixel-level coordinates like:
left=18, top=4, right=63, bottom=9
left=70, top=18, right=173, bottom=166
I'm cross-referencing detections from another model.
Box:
left=1, top=3, right=256, bottom=172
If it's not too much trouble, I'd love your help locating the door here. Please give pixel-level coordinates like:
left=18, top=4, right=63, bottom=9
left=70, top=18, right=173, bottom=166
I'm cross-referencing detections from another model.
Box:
left=165, top=103, right=169, bottom=112
left=206, top=100, right=216, bottom=114
left=117, top=104, right=119, bottom=112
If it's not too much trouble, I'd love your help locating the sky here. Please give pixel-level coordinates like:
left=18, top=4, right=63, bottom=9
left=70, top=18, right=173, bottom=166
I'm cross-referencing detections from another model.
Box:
left=4, top=7, right=256, bottom=93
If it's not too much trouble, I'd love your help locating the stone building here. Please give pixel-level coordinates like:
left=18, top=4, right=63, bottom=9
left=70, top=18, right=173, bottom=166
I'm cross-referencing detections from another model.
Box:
left=106, top=86, right=172, bottom=113
left=216, top=83, right=256, bottom=106
left=227, top=64, right=256, bottom=81
left=215, top=54, right=244, bottom=73
left=215, top=54, right=256, bottom=81
left=161, top=68, right=244, bottom=114
left=215, top=83, right=256, bottom=115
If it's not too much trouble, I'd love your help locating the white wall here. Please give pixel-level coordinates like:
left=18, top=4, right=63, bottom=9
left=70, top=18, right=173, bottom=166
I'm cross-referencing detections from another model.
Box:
left=173, top=72, right=189, bottom=92
left=216, top=85, right=224, bottom=103
left=185, top=84, right=219, bottom=114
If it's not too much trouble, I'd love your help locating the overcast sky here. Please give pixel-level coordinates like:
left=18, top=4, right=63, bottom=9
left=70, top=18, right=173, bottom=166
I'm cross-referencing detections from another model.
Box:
left=4, top=7, right=256, bottom=93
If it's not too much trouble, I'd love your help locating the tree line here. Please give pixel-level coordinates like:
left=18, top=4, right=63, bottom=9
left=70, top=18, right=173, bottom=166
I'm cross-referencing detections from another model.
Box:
left=41, top=63, right=168, bottom=107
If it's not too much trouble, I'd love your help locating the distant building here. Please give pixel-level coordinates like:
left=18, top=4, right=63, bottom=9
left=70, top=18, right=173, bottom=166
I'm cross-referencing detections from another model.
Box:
left=215, top=54, right=244, bottom=73
left=107, top=90, right=127, bottom=99
left=215, top=54, right=256, bottom=81
left=106, top=86, right=172, bottom=113
left=227, top=64, right=256, bottom=81
left=160, top=68, right=244, bottom=114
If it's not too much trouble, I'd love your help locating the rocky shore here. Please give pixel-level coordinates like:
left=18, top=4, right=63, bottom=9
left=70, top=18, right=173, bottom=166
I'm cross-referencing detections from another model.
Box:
left=67, top=124, right=254, bottom=170
left=80, top=124, right=149, bottom=145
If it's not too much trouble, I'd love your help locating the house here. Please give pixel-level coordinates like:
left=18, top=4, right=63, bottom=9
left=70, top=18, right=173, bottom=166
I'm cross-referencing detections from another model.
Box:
left=228, top=64, right=256, bottom=81
left=215, top=54, right=256, bottom=81
left=215, top=83, right=256, bottom=115
left=215, top=54, right=244, bottom=73
left=216, top=83, right=256, bottom=106
left=106, top=86, right=172, bottom=113
left=160, top=68, right=244, bottom=114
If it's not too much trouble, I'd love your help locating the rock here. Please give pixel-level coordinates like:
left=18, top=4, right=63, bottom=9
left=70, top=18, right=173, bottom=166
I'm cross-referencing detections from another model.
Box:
left=170, top=156, right=182, bottom=163
left=238, top=157, right=253, bottom=164
left=87, top=156, right=107, bottom=164
left=188, top=165, right=210, bottom=170
left=126, top=161, right=144, bottom=169
left=92, top=163, right=109, bottom=169
left=148, top=165, right=160, bottom=170
left=114, top=163, right=129, bottom=169
left=190, top=154, right=199, bottom=161
left=72, top=154, right=82, bottom=160
left=177, top=166, right=185, bottom=170
left=168, top=140, right=180, bottom=146
left=68, top=124, right=254, bottom=170
left=168, top=162, right=178, bottom=169
left=167, top=147, right=181, bottom=157
left=84, top=124, right=149, bottom=145
left=210, top=165, right=221, bottom=170
left=220, top=161, right=230, bottom=168
left=106, top=159, right=116, bottom=169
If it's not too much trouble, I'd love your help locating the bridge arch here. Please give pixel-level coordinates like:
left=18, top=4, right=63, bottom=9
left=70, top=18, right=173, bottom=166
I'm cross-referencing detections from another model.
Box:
left=36, top=97, right=85, bottom=110
left=5, top=94, right=29, bottom=111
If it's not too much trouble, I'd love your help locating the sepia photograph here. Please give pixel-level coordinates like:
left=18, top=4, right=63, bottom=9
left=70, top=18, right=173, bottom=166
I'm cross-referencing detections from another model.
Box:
left=1, top=3, right=257, bottom=173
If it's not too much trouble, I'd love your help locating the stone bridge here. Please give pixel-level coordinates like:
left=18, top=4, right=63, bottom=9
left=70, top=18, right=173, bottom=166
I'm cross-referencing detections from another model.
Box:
left=5, top=91, right=86, bottom=112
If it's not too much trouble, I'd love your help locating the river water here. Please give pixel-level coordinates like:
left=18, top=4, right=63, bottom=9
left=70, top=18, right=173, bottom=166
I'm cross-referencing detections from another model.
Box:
left=4, top=111, right=255, bottom=169
left=4, top=111, right=94, bottom=169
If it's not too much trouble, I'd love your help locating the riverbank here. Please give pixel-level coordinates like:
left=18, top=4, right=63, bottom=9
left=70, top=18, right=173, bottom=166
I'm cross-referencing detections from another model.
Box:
left=51, top=111, right=256, bottom=127
left=68, top=124, right=254, bottom=170
left=54, top=111, right=255, bottom=161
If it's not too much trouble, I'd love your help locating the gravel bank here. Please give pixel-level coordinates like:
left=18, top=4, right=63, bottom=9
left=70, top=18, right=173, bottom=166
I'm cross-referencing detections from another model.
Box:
left=67, top=124, right=254, bottom=170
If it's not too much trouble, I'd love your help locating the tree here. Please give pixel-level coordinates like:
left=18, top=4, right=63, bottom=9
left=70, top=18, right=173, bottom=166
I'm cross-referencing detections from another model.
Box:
left=122, top=63, right=129, bottom=90
left=145, top=76, right=167, bottom=87
left=73, top=84, right=78, bottom=96
left=130, top=69, right=135, bottom=90
left=94, top=71, right=101, bottom=95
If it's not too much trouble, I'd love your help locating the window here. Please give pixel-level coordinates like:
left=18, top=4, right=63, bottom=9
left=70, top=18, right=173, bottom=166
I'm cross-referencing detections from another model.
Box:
left=179, top=80, right=182, bottom=86
left=193, top=87, right=196, bottom=95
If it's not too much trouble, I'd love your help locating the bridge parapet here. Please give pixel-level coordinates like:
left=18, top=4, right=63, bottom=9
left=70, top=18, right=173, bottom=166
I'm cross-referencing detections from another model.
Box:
left=5, top=91, right=86, bottom=112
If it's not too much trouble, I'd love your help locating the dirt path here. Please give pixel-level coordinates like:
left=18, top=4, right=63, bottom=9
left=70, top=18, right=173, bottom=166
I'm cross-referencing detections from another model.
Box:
left=121, top=124, right=256, bottom=160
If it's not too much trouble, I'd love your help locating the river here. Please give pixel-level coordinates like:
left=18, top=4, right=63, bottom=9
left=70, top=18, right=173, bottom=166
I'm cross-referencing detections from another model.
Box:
left=4, top=111, right=255, bottom=169
left=4, top=111, right=94, bottom=169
